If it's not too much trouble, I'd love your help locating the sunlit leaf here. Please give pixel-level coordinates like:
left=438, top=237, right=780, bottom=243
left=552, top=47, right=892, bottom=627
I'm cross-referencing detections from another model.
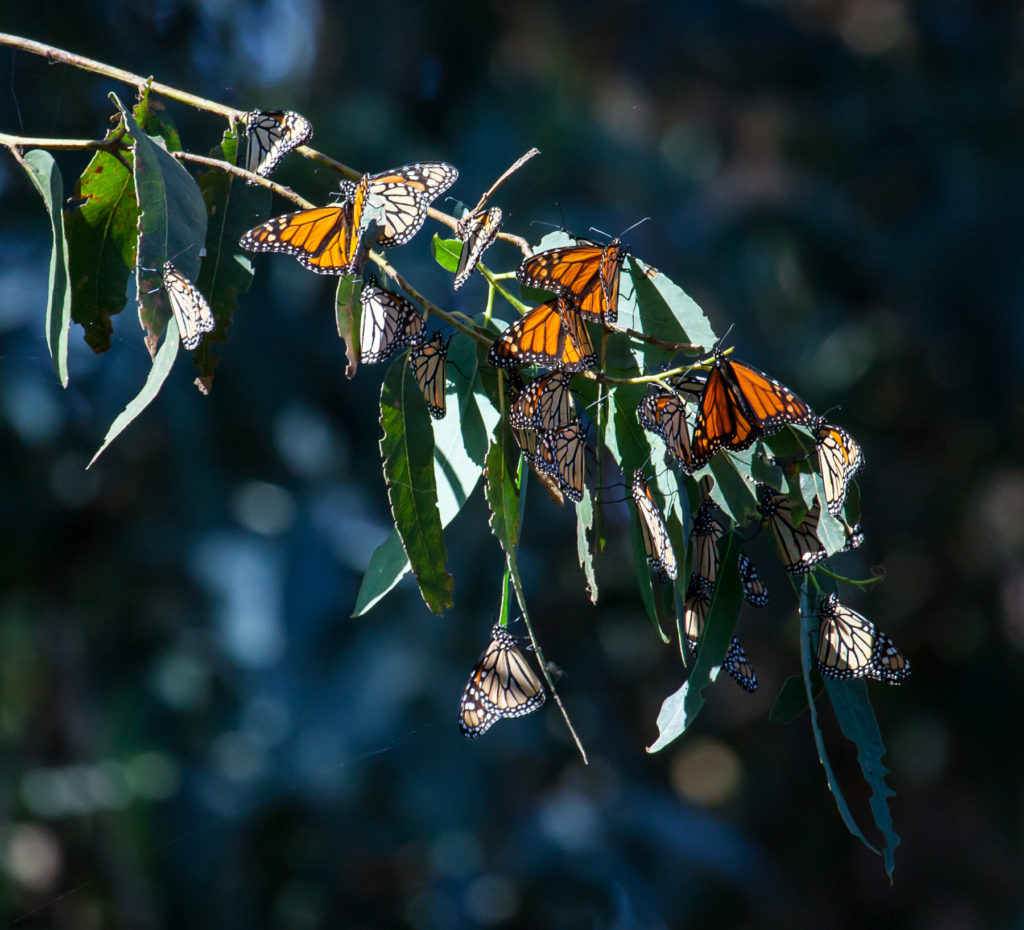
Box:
left=431, top=234, right=461, bottom=274
left=88, top=317, right=180, bottom=467
left=335, top=277, right=360, bottom=379
left=111, top=92, right=208, bottom=358
left=576, top=488, right=598, bottom=603
left=64, top=113, right=139, bottom=354
left=379, top=357, right=453, bottom=614
left=20, top=149, right=71, bottom=387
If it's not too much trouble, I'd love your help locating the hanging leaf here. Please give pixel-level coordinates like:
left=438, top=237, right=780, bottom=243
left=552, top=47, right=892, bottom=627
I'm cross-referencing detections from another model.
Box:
left=20, top=150, right=71, bottom=387
left=379, top=357, right=453, bottom=614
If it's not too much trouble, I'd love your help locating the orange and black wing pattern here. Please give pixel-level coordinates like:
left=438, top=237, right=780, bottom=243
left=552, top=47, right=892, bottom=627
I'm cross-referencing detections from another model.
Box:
left=488, top=299, right=596, bottom=373
left=637, top=386, right=695, bottom=468
left=536, top=419, right=586, bottom=503
left=690, top=351, right=814, bottom=469
left=516, top=239, right=625, bottom=325
left=240, top=174, right=368, bottom=275
left=508, top=371, right=575, bottom=431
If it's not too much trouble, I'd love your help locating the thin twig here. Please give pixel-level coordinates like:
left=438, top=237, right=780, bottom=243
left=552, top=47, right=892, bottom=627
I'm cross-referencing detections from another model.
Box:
left=615, top=327, right=702, bottom=352
left=469, top=147, right=541, bottom=215
left=171, top=151, right=311, bottom=208
left=370, top=252, right=491, bottom=347
left=507, top=553, right=588, bottom=764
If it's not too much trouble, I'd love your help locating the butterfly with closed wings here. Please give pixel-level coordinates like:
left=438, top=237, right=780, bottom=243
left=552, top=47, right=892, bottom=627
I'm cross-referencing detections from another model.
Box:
left=410, top=332, right=450, bottom=420
left=813, top=420, right=864, bottom=518
left=755, top=484, right=863, bottom=575
left=816, top=593, right=910, bottom=684
left=161, top=261, right=216, bottom=351
left=459, top=622, right=546, bottom=738
left=358, top=274, right=424, bottom=364
left=243, top=109, right=313, bottom=180
left=454, top=206, right=502, bottom=290
left=632, top=470, right=678, bottom=582
left=681, top=573, right=758, bottom=693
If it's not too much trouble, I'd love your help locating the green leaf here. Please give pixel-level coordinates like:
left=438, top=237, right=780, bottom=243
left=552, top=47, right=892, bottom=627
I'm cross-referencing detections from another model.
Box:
left=604, top=382, right=653, bottom=470
left=88, top=317, right=181, bottom=467
left=64, top=117, right=139, bottom=353
left=352, top=530, right=410, bottom=617
left=825, top=679, right=900, bottom=877
left=379, top=356, right=453, bottom=614
left=633, top=259, right=716, bottom=349
left=810, top=471, right=850, bottom=555
left=20, top=150, right=71, bottom=387
left=431, top=234, right=462, bottom=274
left=629, top=499, right=667, bottom=640
left=701, top=450, right=759, bottom=526
left=768, top=674, right=825, bottom=725
left=483, top=430, right=520, bottom=557
left=353, top=339, right=498, bottom=616
left=335, top=277, right=360, bottom=379
left=433, top=335, right=499, bottom=516
left=575, top=488, right=598, bottom=603
left=111, top=93, right=208, bottom=358
left=798, top=582, right=879, bottom=855
left=192, top=122, right=269, bottom=392
left=648, top=534, right=743, bottom=751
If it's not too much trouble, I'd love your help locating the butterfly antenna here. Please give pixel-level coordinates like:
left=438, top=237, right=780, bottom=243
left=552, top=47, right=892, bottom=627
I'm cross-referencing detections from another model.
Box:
left=618, top=216, right=651, bottom=238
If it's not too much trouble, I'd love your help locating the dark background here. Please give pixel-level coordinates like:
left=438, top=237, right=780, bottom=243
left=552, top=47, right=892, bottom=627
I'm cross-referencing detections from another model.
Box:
left=1, top=2, right=1022, bottom=927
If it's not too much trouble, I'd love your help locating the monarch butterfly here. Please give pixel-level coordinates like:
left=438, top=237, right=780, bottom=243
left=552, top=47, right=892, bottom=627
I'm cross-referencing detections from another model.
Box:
left=239, top=173, right=370, bottom=275
left=508, top=371, right=575, bottom=431
left=631, top=470, right=678, bottom=582
left=682, top=573, right=758, bottom=692
left=358, top=274, right=423, bottom=364
left=690, top=500, right=724, bottom=584
left=409, top=332, right=450, bottom=420
left=338, top=162, right=458, bottom=249
left=722, top=638, right=759, bottom=693
left=817, top=594, right=910, bottom=684
left=454, top=206, right=502, bottom=290
left=162, top=261, right=215, bottom=350
left=243, top=109, right=313, bottom=179
left=458, top=622, right=546, bottom=738
left=755, top=484, right=863, bottom=574
left=637, top=386, right=695, bottom=468
left=487, top=299, right=597, bottom=373
left=516, top=238, right=627, bottom=325
left=689, top=349, right=815, bottom=469
left=737, top=551, right=768, bottom=608
left=535, top=419, right=586, bottom=503
left=814, top=420, right=864, bottom=518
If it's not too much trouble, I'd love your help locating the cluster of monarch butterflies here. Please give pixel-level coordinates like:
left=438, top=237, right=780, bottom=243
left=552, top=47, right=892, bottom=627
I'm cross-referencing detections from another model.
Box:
left=152, top=108, right=909, bottom=739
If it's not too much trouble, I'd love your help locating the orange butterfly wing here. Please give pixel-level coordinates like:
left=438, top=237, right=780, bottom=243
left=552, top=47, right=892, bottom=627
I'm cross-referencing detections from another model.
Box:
left=516, top=240, right=624, bottom=325
left=723, top=358, right=814, bottom=432
left=689, top=366, right=759, bottom=467
left=240, top=175, right=367, bottom=275
left=487, top=299, right=596, bottom=373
